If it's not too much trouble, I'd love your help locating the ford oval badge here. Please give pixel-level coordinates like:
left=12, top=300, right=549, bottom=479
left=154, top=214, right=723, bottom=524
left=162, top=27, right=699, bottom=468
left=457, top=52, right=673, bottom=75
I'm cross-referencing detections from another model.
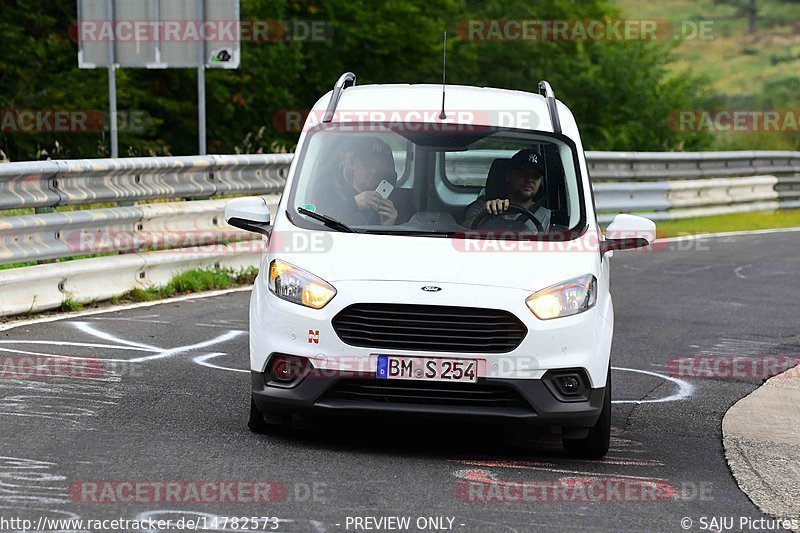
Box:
left=421, top=286, right=442, bottom=292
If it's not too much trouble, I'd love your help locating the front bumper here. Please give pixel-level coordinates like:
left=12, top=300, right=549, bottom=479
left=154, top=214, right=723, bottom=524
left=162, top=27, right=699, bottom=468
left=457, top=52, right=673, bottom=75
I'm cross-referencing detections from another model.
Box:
left=251, top=370, right=606, bottom=428
left=249, top=276, right=614, bottom=385
left=249, top=270, right=612, bottom=429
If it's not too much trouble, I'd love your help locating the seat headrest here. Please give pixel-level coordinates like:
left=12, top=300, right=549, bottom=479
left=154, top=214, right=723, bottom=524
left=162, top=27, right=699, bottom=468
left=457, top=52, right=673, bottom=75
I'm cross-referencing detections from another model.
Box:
left=485, top=159, right=511, bottom=200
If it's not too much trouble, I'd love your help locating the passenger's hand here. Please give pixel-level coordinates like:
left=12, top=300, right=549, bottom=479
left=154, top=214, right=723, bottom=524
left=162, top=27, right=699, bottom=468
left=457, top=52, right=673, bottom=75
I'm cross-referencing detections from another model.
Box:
left=485, top=199, right=510, bottom=215
left=377, top=199, right=398, bottom=225
left=354, top=191, right=383, bottom=210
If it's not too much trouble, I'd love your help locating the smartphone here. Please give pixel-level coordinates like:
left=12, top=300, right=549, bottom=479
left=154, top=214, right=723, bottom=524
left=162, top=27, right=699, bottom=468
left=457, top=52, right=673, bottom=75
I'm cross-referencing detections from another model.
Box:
left=375, top=179, right=395, bottom=200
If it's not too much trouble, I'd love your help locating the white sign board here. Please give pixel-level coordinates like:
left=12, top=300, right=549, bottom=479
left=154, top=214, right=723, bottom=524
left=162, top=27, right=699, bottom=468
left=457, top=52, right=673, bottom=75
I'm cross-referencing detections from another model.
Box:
left=78, top=0, right=240, bottom=69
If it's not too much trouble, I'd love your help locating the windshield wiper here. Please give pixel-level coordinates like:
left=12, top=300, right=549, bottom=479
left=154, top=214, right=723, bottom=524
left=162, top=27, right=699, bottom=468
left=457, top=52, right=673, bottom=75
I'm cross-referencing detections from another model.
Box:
left=363, top=229, right=455, bottom=237
left=297, top=207, right=359, bottom=233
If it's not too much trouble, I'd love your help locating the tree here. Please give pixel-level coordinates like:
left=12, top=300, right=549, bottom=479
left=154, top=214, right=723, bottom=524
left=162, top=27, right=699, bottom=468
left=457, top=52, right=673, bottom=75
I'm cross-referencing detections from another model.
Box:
left=714, top=0, right=758, bottom=35
left=0, top=0, right=712, bottom=160
left=714, top=0, right=800, bottom=36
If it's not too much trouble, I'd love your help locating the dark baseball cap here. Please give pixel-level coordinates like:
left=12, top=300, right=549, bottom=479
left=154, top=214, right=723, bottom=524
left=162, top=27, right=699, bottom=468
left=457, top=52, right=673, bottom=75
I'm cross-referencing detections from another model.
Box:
left=508, top=149, right=545, bottom=177
left=343, top=137, right=398, bottom=181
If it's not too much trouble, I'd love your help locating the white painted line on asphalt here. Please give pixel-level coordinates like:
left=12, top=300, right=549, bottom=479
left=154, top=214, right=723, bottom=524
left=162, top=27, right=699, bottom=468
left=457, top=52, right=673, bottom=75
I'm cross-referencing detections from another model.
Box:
left=192, top=322, right=248, bottom=330
left=193, top=353, right=249, bottom=374
left=0, top=345, right=132, bottom=363
left=129, top=330, right=244, bottom=363
left=734, top=264, right=752, bottom=279
left=89, top=315, right=166, bottom=324
left=612, top=366, right=695, bottom=404
left=71, top=321, right=162, bottom=352
left=0, top=340, right=155, bottom=353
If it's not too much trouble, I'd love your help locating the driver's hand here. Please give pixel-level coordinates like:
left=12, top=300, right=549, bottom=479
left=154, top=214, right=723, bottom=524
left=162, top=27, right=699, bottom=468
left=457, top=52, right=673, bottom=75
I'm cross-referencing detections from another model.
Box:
left=355, top=191, right=383, bottom=210
left=485, top=199, right=510, bottom=215
left=377, top=199, right=398, bottom=225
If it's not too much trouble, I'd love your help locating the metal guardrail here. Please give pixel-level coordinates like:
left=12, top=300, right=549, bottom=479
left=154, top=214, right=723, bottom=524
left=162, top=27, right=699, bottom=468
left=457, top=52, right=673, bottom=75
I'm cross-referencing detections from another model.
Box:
left=585, top=150, right=800, bottom=180
left=0, top=150, right=798, bottom=316
left=0, top=198, right=277, bottom=264
left=0, top=195, right=280, bottom=316
left=0, top=154, right=290, bottom=211
left=592, top=176, right=785, bottom=222
left=585, top=151, right=800, bottom=222
left=0, top=240, right=267, bottom=317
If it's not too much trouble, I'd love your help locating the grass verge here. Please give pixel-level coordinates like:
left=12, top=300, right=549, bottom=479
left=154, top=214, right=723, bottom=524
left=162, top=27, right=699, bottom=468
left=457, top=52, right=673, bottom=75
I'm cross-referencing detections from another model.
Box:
left=654, top=209, right=800, bottom=238
left=110, top=267, right=258, bottom=305
left=0, top=267, right=258, bottom=322
left=58, top=298, right=84, bottom=313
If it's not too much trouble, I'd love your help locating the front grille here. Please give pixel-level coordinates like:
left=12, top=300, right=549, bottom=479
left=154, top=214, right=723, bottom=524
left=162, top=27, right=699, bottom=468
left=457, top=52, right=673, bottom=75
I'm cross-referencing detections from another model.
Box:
left=332, top=303, right=527, bottom=353
left=321, top=379, right=531, bottom=410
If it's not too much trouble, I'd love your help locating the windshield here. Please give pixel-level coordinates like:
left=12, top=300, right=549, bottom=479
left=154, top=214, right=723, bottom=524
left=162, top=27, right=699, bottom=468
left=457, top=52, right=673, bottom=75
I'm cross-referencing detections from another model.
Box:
left=287, top=123, right=586, bottom=239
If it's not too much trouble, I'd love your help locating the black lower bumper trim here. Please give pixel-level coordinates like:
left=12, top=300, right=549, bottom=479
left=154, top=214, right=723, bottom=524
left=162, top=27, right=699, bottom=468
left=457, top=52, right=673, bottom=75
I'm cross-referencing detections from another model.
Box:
left=251, top=370, right=605, bottom=428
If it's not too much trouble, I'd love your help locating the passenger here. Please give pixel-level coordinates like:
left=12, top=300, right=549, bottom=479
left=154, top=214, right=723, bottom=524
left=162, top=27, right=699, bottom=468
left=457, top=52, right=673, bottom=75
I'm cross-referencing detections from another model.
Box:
left=313, top=137, right=409, bottom=226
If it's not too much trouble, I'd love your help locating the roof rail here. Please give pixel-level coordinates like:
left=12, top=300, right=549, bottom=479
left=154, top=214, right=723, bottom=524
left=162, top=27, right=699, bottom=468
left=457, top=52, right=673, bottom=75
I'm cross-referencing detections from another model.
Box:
left=323, top=72, right=357, bottom=123
left=538, top=80, right=562, bottom=135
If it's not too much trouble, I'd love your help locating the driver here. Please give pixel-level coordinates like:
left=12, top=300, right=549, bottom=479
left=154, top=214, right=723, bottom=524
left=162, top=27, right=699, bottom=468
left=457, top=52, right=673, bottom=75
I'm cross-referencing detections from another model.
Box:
left=463, top=149, right=551, bottom=231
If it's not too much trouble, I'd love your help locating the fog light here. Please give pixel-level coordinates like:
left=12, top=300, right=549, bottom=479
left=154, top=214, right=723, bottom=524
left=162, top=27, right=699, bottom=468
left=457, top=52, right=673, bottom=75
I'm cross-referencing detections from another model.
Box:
left=273, top=359, right=295, bottom=382
left=559, top=375, right=581, bottom=394
left=269, top=355, right=307, bottom=384
left=543, top=369, right=590, bottom=402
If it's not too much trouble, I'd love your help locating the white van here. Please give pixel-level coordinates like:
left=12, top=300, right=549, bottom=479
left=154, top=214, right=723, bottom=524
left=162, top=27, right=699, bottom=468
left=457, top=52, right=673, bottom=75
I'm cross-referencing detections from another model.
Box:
left=225, top=73, right=655, bottom=458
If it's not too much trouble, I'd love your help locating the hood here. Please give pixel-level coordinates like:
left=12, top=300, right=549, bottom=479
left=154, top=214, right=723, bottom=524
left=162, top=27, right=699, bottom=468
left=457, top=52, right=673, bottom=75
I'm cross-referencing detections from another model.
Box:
left=269, top=227, right=600, bottom=293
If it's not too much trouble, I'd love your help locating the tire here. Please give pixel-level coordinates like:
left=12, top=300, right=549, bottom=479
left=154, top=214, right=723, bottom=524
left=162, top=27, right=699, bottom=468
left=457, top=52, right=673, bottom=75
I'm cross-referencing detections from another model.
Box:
left=247, top=396, right=290, bottom=434
left=562, top=367, right=611, bottom=459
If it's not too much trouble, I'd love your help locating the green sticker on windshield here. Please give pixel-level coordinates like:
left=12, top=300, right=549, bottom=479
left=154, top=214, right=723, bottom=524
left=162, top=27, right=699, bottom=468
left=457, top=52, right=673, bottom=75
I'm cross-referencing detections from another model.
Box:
left=299, top=203, right=317, bottom=213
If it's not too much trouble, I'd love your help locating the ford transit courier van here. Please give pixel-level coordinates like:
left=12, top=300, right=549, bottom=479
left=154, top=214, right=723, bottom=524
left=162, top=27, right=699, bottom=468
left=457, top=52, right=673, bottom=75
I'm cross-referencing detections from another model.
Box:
left=225, top=73, right=656, bottom=458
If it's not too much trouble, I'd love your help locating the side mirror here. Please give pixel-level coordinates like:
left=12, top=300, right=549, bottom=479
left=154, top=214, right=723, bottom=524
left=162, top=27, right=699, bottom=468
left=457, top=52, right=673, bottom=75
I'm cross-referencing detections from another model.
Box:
left=601, top=214, right=656, bottom=254
left=224, top=197, right=272, bottom=236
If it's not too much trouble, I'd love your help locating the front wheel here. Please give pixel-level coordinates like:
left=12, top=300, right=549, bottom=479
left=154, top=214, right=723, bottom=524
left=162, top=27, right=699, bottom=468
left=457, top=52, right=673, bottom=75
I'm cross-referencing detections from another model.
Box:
left=562, top=368, right=611, bottom=459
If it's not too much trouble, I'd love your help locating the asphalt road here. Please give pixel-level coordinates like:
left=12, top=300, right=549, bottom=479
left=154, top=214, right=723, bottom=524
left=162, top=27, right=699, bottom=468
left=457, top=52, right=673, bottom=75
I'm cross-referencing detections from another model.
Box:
left=1, top=231, right=798, bottom=532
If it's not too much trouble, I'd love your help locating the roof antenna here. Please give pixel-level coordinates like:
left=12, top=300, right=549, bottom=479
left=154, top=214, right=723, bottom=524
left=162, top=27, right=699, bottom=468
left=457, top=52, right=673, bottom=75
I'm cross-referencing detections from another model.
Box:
left=439, top=30, right=447, bottom=120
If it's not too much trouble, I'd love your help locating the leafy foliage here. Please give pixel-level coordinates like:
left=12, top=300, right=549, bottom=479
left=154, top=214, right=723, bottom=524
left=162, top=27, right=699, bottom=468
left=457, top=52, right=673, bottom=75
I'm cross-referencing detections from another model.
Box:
left=0, top=0, right=712, bottom=161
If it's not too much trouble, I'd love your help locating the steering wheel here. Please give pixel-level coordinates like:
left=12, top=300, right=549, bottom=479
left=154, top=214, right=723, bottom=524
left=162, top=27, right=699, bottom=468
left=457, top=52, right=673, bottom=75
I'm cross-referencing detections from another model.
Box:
left=469, top=202, right=545, bottom=232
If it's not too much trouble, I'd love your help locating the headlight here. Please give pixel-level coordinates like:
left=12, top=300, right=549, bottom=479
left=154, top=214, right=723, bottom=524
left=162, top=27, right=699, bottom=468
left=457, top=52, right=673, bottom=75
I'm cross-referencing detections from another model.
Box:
left=268, top=259, right=336, bottom=309
left=526, top=274, right=597, bottom=320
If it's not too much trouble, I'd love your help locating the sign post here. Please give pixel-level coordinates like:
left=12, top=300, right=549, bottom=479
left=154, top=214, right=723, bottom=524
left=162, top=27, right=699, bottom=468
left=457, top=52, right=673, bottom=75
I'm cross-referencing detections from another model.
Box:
left=197, top=0, right=207, bottom=155
left=105, top=0, right=118, bottom=157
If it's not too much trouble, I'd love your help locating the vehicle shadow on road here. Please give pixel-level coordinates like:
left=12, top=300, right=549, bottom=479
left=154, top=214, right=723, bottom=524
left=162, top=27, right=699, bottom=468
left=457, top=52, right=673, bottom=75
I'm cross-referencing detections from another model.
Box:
left=252, top=414, right=570, bottom=460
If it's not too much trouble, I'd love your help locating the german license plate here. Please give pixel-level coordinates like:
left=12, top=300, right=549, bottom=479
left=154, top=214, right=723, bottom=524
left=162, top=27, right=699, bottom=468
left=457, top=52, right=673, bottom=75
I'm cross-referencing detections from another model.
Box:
left=376, top=355, right=478, bottom=383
